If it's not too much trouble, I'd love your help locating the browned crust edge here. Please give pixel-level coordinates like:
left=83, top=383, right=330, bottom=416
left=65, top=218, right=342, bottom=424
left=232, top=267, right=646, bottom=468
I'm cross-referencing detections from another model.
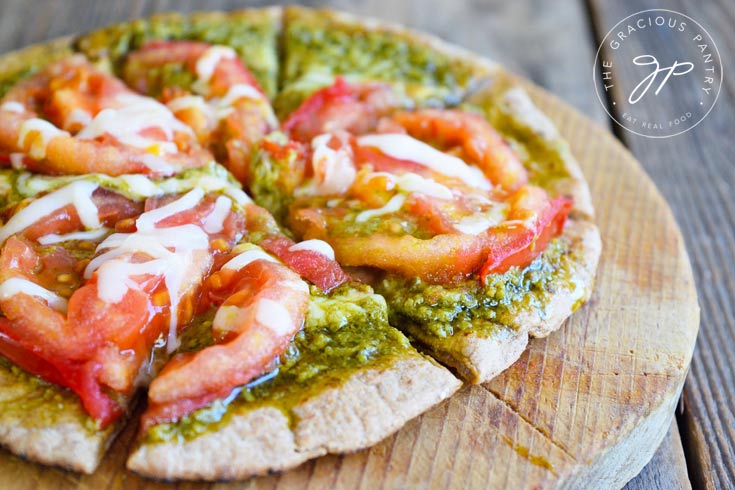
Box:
left=126, top=354, right=461, bottom=481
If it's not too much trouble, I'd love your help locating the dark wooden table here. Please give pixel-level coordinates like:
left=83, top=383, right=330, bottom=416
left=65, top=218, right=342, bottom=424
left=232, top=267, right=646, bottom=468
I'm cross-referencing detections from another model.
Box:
left=0, top=1, right=731, bottom=488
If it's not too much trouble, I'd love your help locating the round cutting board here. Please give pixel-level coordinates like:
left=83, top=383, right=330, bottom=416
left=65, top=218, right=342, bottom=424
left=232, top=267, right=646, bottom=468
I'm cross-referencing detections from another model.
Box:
left=0, top=63, right=699, bottom=490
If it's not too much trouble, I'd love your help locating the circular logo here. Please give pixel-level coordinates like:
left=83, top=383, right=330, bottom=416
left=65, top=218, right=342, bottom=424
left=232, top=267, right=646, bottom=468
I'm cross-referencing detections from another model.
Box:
left=593, top=9, right=722, bottom=138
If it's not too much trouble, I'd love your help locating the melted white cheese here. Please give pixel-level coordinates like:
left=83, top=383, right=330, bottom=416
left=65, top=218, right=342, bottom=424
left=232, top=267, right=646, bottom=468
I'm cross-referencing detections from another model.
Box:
left=9, top=153, right=25, bottom=169
left=83, top=189, right=221, bottom=352
left=166, top=95, right=210, bottom=114
left=288, top=239, right=336, bottom=260
left=281, top=279, right=310, bottom=294
left=195, top=46, right=237, bottom=86
left=86, top=224, right=209, bottom=353
left=369, top=171, right=454, bottom=200
left=357, top=134, right=491, bottom=190
left=0, top=101, right=25, bottom=113
left=355, top=194, right=406, bottom=223
left=222, top=248, right=278, bottom=271
left=0, top=277, right=68, bottom=313
left=76, top=93, right=192, bottom=162
left=202, top=196, right=232, bottom=234
left=38, top=228, right=110, bottom=245
left=220, top=83, right=264, bottom=106
left=167, top=83, right=272, bottom=125
left=0, top=180, right=100, bottom=244
left=303, top=133, right=356, bottom=196
left=255, top=298, right=293, bottom=336
left=17, top=118, right=70, bottom=160
left=119, top=174, right=160, bottom=198
left=65, top=108, right=93, bottom=129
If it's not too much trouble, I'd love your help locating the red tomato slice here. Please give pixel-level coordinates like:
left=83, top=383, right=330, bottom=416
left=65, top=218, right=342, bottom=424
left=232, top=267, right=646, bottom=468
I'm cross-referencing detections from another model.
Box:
left=143, top=258, right=309, bottom=427
left=259, top=235, right=350, bottom=292
left=0, top=324, right=122, bottom=427
left=479, top=195, right=572, bottom=280
left=282, top=77, right=398, bottom=142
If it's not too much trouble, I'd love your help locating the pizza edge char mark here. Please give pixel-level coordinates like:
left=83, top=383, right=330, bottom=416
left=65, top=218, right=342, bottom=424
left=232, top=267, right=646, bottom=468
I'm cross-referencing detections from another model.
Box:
left=0, top=6, right=600, bottom=481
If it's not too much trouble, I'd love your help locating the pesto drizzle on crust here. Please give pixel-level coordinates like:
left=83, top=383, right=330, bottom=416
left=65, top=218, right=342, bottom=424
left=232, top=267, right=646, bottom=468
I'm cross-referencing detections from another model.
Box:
left=144, top=282, right=413, bottom=443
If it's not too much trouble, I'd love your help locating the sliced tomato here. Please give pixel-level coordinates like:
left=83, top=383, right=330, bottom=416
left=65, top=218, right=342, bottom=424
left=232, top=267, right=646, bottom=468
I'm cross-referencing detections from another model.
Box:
left=140, top=385, right=234, bottom=434
left=0, top=324, right=122, bottom=427
left=259, top=235, right=350, bottom=292
left=18, top=188, right=142, bottom=241
left=143, top=258, right=309, bottom=427
left=353, top=144, right=426, bottom=175
left=292, top=186, right=571, bottom=284
left=392, top=109, right=528, bottom=192
left=479, top=195, right=572, bottom=280
left=282, top=77, right=398, bottom=142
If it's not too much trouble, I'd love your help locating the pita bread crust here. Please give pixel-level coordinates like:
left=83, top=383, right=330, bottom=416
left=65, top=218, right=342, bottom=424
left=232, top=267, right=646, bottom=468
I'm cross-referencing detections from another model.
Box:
left=0, top=365, right=118, bottom=473
left=285, top=6, right=498, bottom=75
left=127, top=354, right=460, bottom=481
left=396, top=218, right=601, bottom=385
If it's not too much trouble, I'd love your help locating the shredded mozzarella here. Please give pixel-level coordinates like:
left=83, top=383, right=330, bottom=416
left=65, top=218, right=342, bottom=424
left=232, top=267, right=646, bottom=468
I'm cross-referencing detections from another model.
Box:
left=254, top=299, right=293, bottom=336
left=38, top=228, right=109, bottom=245
left=288, top=239, right=336, bottom=260
left=17, top=118, right=69, bottom=160
left=136, top=187, right=204, bottom=232
left=195, top=46, right=237, bottom=86
left=76, top=93, right=192, bottom=162
left=355, top=194, right=406, bottom=223
left=369, top=171, right=454, bottom=200
left=1, top=101, right=25, bottom=113
left=303, top=133, right=356, bottom=196
left=0, top=277, right=68, bottom=313
left=65, top=108, right=93, bottom=129
left=202, top=196, right=232, bottom=234
left=222, top=248, right=278, bottom=271
left=0, top=180, right=100, bottom=244
left=357, top=134, right=491, bottom=190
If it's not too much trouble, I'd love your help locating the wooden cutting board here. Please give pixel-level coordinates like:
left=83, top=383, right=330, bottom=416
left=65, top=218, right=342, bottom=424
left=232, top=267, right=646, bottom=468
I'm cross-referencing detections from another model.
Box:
left=0, top=67, right=699, bottom=489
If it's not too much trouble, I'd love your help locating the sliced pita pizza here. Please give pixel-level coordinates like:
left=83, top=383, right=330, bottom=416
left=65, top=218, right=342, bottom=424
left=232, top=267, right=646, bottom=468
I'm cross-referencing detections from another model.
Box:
left=277, top=6, right=494, bottom=117
left=0, top=6, right=602, bottom=482
left=251, top=73, right=600, bottom=384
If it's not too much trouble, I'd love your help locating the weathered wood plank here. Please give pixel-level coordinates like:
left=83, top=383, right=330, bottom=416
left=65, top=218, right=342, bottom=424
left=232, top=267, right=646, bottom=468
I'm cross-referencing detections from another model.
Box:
left=626, top=420, right=691, bottom=490
left=588, top=1, right=735, bottom=489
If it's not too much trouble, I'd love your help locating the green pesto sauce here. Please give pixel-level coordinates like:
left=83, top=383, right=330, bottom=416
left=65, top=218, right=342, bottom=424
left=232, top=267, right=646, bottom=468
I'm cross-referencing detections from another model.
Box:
left=0, top=357, right=100, bottom=433
left=249, top=134, right=431, bottom=239
left=277, top=9, right=486, bottom=116
left=0, top=67, right=33, bottom=98
left=6, top=161, right=240, bottom=203
left=377, top=238, right=573, bottom=338
left=133, top=63, right=198, bottom=98
left=248, top=132, right=302, bottom=223
left=462, top=104, right=571, bottom=188
left=144, top=282, right=412, bottom=443
left=75, top=10, right=280, bottom=98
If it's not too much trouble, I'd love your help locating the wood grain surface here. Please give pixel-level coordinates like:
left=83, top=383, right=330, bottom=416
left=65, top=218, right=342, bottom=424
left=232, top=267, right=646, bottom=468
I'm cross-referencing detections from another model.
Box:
left=0, top=1, right=725, bottom=488
left=586, top=2, right=734, bottom=488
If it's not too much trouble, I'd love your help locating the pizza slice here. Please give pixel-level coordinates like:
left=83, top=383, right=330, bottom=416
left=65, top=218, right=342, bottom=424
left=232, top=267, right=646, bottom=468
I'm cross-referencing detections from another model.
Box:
left=0, top=161, right=254, bottom=471
left=127, top=248, right=460, bottom=480
left=250, top=73, right=601, bottom=384
left=119, top=39, right=277, bottom=186
left=277, top=6, right=494, bottom=118
left=75, top=7, right=282, bottom=99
